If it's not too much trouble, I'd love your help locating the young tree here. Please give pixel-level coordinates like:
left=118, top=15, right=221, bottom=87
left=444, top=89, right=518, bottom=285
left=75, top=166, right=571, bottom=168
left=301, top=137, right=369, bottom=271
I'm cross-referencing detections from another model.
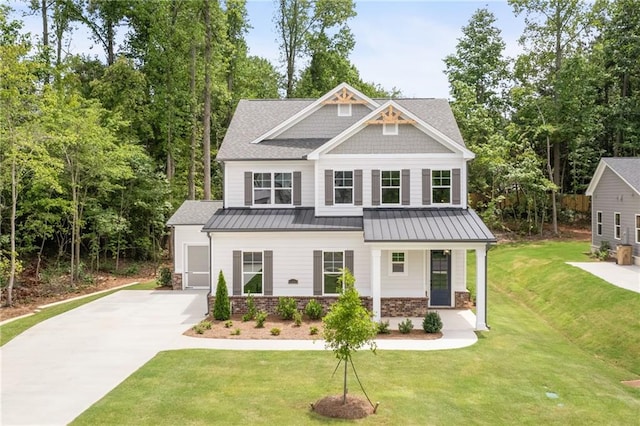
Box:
left=213, top=270, right=230, bottom=320
left=322, top=268, right=377, bottom=405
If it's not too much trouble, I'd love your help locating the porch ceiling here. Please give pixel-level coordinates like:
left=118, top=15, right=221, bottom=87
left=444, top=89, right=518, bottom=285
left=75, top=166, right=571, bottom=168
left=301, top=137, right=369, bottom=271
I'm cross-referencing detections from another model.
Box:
left=363, top=208, right=496, bottom=243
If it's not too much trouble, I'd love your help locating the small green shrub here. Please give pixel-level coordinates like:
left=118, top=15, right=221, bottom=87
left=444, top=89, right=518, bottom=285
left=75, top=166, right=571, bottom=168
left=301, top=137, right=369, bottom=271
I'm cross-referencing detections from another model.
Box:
left=193, top=325, right=204, bottom=334
left=224, top=320, right=233, bottom=328
left=597, top=241, right=611, bottom=261
left=199, top=320, right=212, bottom=330
left=242, top=292, right=257, bottom=321
left=304, top=299, right=323, bottom=320
left=423, top=311, right=443, bottom=333
left=276, top=297, right=297, bottom=320
left=124, top=264, right=140, bottom=276
left=309, top=326, right=319, bottom=335
left=398, top=318, right=414, bottom=334
left=231, top=328, right=241, bottom=336
left=293, top=310, right=303, bottom=327
left=377, top=320, right=391, bottom=334
left=255, top=310, right=268, bottom=328
left=270, top=327, right=281, bottom=336
left=158, top=266, right=172, bottom=287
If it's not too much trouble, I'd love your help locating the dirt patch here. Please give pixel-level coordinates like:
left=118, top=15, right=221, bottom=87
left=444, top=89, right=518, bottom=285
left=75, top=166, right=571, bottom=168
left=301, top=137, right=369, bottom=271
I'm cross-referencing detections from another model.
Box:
left=184, top=314, right=443, bottom=340
left=621, top=379, right=640, bottom=388
left=312, top=394, right=374, bottom=419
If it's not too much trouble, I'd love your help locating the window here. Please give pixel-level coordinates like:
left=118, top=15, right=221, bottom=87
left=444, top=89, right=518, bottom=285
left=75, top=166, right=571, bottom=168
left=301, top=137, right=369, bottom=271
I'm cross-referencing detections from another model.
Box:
left=337, top=103, right=351, bottom=117
left=334, top=171, right=353, bottom=204
left=381, top=170, right=401, bottom=204
left=390, top=252, right=407, bottom=275
left=614, top=212, right=621, bottom=240
left=636, top=215, right=640, bottom=244
left=432, top=170, right=451, bottom=204
left=253, top=172, right=292, bottom=205
left=323, top=251, right=344, bottom=294
left=596, top=211, right=603, bottom=236
left=242, top=252, right=263, bottom=294
left=383, top=123, right=398, bottom=135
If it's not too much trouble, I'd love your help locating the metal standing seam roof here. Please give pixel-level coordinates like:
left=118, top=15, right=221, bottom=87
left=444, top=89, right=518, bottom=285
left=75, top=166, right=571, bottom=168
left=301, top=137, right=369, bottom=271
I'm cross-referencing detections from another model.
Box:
left=363, top=208, right=496, bottom=242
left=166, top=200, right=223, bottom=226
left=202, top=208, right=364, bottom=232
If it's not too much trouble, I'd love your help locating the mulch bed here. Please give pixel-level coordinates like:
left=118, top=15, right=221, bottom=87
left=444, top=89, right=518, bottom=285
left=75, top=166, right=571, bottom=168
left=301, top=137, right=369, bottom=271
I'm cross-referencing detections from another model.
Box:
left=312, top=394, right=375, bottom=419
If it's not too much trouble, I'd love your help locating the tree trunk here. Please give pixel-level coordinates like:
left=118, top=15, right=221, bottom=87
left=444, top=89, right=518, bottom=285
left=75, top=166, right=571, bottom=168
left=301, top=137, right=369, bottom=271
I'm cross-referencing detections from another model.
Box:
left=547, top=135, right=558, bottom=236
left=7, top=156, right=17, bottom=306
left=41, top=0, right=50, bottom=84
left=343, top=356, right=348, bottom=404
left=188, top=42, right=197, bottom=200
left=107, top=20, right=114, bottom=65
left=202, top=0, right=212, bottom=200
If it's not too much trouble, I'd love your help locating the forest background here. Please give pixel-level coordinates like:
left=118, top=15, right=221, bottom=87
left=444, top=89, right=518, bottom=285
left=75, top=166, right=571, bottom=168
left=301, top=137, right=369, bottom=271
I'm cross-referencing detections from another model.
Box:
left=1, top=0, right=639, bottom=305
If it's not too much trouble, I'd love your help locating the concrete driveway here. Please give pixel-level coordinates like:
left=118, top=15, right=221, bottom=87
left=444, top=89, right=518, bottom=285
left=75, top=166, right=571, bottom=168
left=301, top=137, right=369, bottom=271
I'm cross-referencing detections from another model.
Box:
left=1, top=290, right=208, bottom=426
left=567, top=262, right=640, bottom=294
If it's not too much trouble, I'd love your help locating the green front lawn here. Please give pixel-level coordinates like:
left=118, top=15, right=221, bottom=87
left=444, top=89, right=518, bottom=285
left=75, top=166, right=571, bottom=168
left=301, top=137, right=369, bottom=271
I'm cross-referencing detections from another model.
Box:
left=73, top=241, right=640, bottom=425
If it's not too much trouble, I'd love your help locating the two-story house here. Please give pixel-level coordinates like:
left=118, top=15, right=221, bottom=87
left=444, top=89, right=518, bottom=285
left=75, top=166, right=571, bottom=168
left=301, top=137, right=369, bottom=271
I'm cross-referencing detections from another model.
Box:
left=167, top=83, right=496, bottom=330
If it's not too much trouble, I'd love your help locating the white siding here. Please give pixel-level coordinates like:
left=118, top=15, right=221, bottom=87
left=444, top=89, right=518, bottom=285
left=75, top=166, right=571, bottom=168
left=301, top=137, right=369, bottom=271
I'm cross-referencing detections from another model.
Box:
left=380, top=250, right=424, bottom=297
left=173, top=225, right=208, bottom=273
left=223, top=160, right=314, bottom=208
left=314, top=156, right=468, bottom=216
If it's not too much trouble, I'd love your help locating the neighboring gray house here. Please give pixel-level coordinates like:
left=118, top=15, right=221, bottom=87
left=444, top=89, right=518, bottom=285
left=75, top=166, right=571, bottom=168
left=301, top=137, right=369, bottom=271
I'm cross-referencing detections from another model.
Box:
left=167, top=83, right=496, bottom=330
left=585, top=157, right=640, bottom=265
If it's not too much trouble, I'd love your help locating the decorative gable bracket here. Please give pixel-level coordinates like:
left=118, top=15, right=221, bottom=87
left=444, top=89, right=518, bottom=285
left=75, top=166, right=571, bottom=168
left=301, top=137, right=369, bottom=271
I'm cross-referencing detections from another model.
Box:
left=366, top=105, right=416, bottom=125
left=321, top=87, right=369, bottom=105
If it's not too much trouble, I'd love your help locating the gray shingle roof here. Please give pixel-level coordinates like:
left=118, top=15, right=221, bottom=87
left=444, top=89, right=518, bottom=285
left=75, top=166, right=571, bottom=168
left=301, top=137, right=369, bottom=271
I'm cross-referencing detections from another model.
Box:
left=217, top=96, right=464, bottom=161
left=202, top=208, right=363, bottom=232
left=363, top=208, right=496, bottom=242
left=602, top=157, right=640, bottom=193
left=167, top=200, right=223, bottom=226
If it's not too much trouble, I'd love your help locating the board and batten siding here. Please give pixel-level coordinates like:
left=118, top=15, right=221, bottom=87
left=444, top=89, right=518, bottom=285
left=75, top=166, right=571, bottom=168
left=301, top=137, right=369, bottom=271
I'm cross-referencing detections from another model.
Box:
left=314, top=157, right=468, bottom=216
left=210, top=231, right=371, bottom=297
left=591, top=167, right=640, bottom=257
left=173, top=225, right=209, bottom=273
left=223, top=160, right=314, bottom=208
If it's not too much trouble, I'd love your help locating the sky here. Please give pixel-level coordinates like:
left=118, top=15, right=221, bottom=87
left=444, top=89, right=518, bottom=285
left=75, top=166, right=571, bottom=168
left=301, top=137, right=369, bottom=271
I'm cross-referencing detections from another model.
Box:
left=9, top=0, right=526, bottom=99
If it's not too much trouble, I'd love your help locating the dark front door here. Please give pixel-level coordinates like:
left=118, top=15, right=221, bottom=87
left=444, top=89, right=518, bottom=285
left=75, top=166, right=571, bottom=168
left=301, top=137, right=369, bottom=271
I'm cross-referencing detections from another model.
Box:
left=430, top=250, right=451, bottom=306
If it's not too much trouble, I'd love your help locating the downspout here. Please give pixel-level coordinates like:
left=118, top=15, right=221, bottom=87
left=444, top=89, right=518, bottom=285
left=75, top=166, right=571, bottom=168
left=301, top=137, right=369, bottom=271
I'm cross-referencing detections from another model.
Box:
left=206, top=232, right=213, bottom=316
left=485, top=242, right=491, bottom=330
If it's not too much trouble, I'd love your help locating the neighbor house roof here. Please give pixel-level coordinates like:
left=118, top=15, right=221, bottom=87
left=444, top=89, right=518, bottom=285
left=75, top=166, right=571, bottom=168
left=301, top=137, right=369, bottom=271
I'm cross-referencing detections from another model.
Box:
left=217, top=94, right=465, bottom=161
left=363, top=208, right=496, bottom=243
left=202, top=208, right=363, bottom=232
left=585, top=157, right=640, bottom=196
left=167, top=200, right=223, bottom=226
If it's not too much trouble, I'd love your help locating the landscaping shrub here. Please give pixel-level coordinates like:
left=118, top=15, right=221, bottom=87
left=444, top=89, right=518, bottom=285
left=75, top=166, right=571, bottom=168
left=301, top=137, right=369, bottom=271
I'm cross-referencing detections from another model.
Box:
left=213, top=271, right=231, bottom=321
left=255, top=310, right=268, bottom=328
left=309, top=326, right=319, bottom=335
left=304, top=299, right=323, bottom=320
left=231, top=328, right=241, bottom=336
left=270, top=327, right=281, bottom=336
left=398, top=318, right=414, bottom=334
left=293, top=310, right=303, bottom=327
left=596, top=241, right=611, bottom=261
left=423, top=311, right=443, bottom=333
left=241, top=292, right=257, bottom=322
left=224, top=320, right=233, bottom=328
left=276, top=297, right=297, bottom=320
left=192, top=324, right=204, bottom=334
left=377, top=320, right=391, bottom=334
left=158, top=266, right=172, bottom=287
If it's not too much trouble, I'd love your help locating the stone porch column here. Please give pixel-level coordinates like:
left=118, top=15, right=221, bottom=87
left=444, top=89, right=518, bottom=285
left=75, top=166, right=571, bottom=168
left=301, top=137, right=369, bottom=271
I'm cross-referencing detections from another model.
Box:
left=371, top=249, right=381, bottom=321
left=475, top=246, right=489, bottom=331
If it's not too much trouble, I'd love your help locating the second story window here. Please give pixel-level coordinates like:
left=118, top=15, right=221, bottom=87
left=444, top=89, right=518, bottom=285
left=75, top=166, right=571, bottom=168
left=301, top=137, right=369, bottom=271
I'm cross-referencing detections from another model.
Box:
left=253, top=172, right=292, bottom=205
left=334, top=171, right=353, bottom=204
left=432, top=170, right=451, bottom=204
left=381, top=170, right=401, bottom=204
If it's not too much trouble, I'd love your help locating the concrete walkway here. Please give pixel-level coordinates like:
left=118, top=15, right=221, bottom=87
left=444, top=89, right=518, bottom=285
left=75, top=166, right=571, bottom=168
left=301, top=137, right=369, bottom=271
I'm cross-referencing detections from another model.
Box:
left=1, top=290, right=477, bottom=425
left=567, top=262, right=640, bottom=294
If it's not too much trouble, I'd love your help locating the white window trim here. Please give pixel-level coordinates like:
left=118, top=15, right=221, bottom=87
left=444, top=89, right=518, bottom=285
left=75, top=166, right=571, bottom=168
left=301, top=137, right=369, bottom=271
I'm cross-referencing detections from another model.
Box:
left=323, top=250, right=345, bottom=295
left=253, top=172, right=293, bottom=206
left=432, top=169, right=452, bottom=205
left=635, top=214, right=640, bottom=244
left=381, top=170, right=401, bottom=205
left=389, top=251, right=408, bottom=276
left=383, top=123, right=398, bottom=135
left=614, top=212, right=621, bottom=240
left=334, top=170, right=354, bottom=205
left=242, top=250, right=264, bottom=295
left=596, top=211, right=603, bottom=236
left=337, top=103, right=352, bottom=117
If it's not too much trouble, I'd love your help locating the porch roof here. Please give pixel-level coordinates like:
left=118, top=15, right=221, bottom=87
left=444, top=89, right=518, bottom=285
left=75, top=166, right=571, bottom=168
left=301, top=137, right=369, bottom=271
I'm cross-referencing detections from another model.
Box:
left=363, top=208, right=496, bottom=243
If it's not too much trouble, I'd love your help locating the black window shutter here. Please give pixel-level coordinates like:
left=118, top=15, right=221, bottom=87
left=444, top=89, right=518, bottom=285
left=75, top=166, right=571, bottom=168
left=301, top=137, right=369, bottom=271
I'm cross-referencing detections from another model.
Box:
left=244, top=172, right=252, bottom=206
left=401, top=169, right=410, bottom=205
left=232, top=250, right=242, bottom=295
left=452, top=168, right=461, bottom=205
left=324, top=169, right=333, bottom=206
left=371, top=169, right=381, bottom=206
left=345, top=250, right=354, bottom=275
left=293, top=172, right=302, bottom=206
left=354, top=169, right=363, bottom=206
left=263, top=250, right=273, bottom=295
left=422, top=169, right=431, bottom=205
left=313, top=250, right=322, bottom=295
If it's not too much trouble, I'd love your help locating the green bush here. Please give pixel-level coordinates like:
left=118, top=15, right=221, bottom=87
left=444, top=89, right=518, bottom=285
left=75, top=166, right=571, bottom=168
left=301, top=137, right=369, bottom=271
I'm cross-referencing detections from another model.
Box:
left=224, top=320, right=233, bottom=328
left=213, top=271, right=231, bottom=321
left=192, top=325, right=204, bottom=334
left=270, top=327, right=281, bottom=336
left=255, top=310, right=268, bottom=328
left=293, top=310, right=303, bottom=327
left=199, top=320, right=212, bottom=330
left=423, top=311, right=443, bottom=333
left=597, top=241, right=611, bottom=261
left=242, top=292, right=257, bottom=321
left=276, top=297, right=297, bottom=320
left=309, top=326, right=319, bottom=335
left=377, top=320, right=391, bottom=334
left=231, top=328, right=241, bottom=336
left=398, top=318, right=414, bottom=334
left=304, top=299, right=323, bottom=320
left=158, top=266, right=172, bottom=287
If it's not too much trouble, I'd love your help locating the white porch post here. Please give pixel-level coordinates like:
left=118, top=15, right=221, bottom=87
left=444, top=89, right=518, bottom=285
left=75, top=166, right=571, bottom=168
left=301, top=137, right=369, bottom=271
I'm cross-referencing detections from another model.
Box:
left=371, top=249, right=382, bottom=321
left=475, top=246, right=489, bottom=331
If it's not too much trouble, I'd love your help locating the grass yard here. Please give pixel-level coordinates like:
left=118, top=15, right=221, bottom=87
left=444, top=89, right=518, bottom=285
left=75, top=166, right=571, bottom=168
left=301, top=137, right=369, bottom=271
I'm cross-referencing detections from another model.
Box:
left=73, top=241, right=640, bottom=425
